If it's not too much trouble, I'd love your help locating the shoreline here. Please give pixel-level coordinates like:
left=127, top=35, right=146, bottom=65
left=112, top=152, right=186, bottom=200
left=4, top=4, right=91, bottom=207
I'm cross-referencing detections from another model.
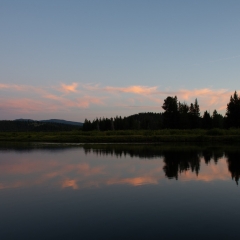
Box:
left=1, top=130, right=240, bottom=143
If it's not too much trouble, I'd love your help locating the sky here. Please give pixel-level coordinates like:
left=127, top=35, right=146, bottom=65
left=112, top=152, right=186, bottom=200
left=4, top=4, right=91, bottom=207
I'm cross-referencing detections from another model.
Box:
left=1, top=0, right=240, bottom=121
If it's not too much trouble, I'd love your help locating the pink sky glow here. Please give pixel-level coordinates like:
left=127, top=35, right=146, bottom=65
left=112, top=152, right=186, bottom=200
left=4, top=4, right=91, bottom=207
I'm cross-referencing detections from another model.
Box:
left=0, top=82, right=237, bottom=121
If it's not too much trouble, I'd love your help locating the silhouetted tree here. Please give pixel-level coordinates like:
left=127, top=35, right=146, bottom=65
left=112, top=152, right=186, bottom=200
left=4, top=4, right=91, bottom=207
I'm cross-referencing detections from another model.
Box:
left=111, top=118, right=115, bottom=131
left=82, top=119, right=92, bottom=131
left=226, top=91, right=240, bottom=128
left=189, top=99, right=201, bottom=128
left=213, top=149, right=224, bottom=164
left=163, top=150, right=201, bottom=179
left=226, top=150, right=240, bottom=185
left=212, top=110, right=224, bottom=128
left=162, top=96, right=179, bottom=128
left=202, top=111, right=212, bottom=129
left=202, top=149, right=213, bottom=164
left=178, top=102, right=190, bottom=129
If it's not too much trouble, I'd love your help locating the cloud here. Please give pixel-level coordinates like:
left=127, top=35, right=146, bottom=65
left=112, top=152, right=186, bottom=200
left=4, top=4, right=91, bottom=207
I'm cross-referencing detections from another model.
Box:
left=107, top=177, right=158, bottom=186
left=81, top=83, right=234, bottom=113
left=0, top=81, right=238, bottom=120
left=0, top=182, right=24, bottom=190
left=0, top=150, right=234, bottom=191
left=175, top=88, right=232, bottom=112
left=0, top=82, right=105, bottom=118
left=182, top=158, right=230, bottom=182
left=0, top=83, right=47, bottom=95
left=60, top=82, right=78, bottom=93
left=0, top=83, right=25, bottom=91
left=62, top=179, right=78, bottom=189
left=104, top=85, right=158, bottom=95
left=0, top=98, right=56, bottom=114
left=177, top=88, right=229, bottom=101
left=43, top=94, right=105, bottom=108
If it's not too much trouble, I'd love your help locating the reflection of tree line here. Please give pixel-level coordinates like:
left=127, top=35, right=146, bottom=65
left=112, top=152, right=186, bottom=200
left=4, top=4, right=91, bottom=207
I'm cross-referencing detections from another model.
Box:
left=83, top=145, right=240, bottom=184
left=162, top=151, right=201, bottom=179
left=0, top=144, right=78, bottom=153
left=226, top=151, right=240, bottom=184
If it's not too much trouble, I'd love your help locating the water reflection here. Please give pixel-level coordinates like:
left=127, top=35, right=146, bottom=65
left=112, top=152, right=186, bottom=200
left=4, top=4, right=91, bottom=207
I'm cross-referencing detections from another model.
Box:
left=2, top=143, right=240, bottom=240
left=226, top=150, right=240, bottom=184
left=83, top=144, right=240, bottom=185
left=163, top=150, right=200, bottom=179
left=0, top=144, right=240, bottom=191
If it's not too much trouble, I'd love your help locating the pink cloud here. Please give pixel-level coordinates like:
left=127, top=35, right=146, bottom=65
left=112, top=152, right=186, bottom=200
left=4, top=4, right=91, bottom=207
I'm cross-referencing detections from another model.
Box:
left=101, top=86, right=232, bottom=115
left=81, top=83, right=101, bottom=91
left=0, top=83, right=12, bottom=89
left=177, top=88, right=229, bottom=101
left=0, top=82, right=238, bottom=119
left=181, top=158, right=230, bottom=182
left=62, top=179, right=78, bottom=189
left=106, top=177, right=159, bottom=186
left=105, top=85, right=158, bottom=95
left=0, top=182, right=24, bottom=190
left=60, top=82, right=78, bottom=93
left=0, top=98, right=57, bottom=114
left=0, top=83, right=48, bottom=95
left=176, top=88, right=232, bottom=113
left=86, top=84, right=235, bottom=113
left=0, top=96, right=104, bottom=116
left=0, top=150, right=235, bottom=191
left=0, top=82, right=105, bottom=116
left=44, top=94, right=104, bottom=108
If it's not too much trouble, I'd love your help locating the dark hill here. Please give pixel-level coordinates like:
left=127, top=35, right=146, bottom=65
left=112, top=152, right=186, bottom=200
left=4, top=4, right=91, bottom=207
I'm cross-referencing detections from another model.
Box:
left=1, top=119, right=82, bottom=132
left=15, top=119, right=83, bottom=126
left=41, top=119, right=83, bottom=126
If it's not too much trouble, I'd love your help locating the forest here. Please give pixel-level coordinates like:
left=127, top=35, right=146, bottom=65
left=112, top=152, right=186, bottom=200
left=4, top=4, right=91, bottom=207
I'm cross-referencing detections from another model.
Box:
left=83, top=91, right=240, bottom=131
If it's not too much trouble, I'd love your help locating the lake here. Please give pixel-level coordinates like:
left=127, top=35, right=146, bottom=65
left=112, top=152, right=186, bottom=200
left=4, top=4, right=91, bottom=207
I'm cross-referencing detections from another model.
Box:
left=0, top=143, right=240, bottom=239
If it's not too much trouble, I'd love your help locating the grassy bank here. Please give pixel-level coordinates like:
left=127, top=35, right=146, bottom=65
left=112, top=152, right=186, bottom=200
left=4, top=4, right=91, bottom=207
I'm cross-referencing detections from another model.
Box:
left=0, top=129, right=240, bottom=143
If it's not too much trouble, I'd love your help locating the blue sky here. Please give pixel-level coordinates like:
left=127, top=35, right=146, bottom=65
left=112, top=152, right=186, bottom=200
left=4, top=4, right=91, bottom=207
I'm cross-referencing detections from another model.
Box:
left=1, top=0, right=240, bottom=121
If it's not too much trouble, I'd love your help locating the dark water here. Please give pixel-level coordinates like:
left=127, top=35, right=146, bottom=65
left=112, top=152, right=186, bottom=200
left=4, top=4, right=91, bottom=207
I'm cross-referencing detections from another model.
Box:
left=1, top=143, right=240, bottom=240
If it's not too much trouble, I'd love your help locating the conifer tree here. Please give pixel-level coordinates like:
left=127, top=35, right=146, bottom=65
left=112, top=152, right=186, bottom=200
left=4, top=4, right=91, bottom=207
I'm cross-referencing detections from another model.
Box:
left=189, top=99, right=201, bottom=128
left=212, top=110, right=223, bottom=128
left=162, top=96, right=179, bottom=128
left=202, top=111, right=212, bottom=129
left=178, top=102, right=190, bottom=129
left=226, top=91, right=240, bottom=128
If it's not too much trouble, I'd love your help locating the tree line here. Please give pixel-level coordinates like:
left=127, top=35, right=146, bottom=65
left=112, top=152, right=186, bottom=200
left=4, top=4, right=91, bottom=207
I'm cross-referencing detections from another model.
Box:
left=83, top=91, right=240, bottom=131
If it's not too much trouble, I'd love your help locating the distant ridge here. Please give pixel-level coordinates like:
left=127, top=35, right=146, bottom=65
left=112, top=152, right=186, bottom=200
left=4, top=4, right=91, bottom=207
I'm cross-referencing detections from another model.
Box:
left=14, top=119, right=83, bottom=126
left=15, top=119, right=34, bottom=122
left=41, top=119, right=83, bottom=126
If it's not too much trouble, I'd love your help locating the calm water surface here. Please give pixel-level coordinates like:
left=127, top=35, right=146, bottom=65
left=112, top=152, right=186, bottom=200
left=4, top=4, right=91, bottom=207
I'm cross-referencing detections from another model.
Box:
left=0, top=143, right=240, bottom=240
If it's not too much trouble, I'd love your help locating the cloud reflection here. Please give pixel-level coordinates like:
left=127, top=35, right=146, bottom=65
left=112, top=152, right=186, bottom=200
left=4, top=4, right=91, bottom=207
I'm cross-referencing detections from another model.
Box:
left=62, top=179, right=79, bottom=189
left=0, top=145, right=239, bottom=191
